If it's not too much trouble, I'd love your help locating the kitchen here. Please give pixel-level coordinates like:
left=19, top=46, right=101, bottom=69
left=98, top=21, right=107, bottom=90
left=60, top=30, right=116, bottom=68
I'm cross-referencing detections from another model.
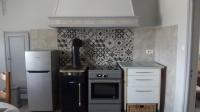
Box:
left=0, top=0, right=187, bottom=112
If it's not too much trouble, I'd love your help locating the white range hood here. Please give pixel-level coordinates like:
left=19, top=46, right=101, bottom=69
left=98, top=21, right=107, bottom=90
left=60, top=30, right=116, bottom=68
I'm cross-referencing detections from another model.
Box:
left=49, top=0, right=139, bottom=27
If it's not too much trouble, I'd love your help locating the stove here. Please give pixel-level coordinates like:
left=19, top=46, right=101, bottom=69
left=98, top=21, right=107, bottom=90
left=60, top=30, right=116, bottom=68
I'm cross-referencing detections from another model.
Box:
left=88, top=65, right=121, bottom=78
left=88, top=65, right=122, bottom=112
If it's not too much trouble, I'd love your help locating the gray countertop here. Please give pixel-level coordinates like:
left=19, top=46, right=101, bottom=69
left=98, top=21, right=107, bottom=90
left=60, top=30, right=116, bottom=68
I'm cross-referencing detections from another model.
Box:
left=118, top=61, right=165, bottom=69
left=59, top=66, right=88, bottom=73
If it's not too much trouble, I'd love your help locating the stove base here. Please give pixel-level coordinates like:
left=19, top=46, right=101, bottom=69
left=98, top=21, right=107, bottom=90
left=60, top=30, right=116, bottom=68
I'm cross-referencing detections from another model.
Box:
left=89, top=104, right=121, bottom=112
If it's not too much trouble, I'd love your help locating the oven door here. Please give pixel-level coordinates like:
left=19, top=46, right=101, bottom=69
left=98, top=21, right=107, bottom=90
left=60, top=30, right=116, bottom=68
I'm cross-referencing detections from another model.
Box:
left=89, top=79, right=121, bottom=104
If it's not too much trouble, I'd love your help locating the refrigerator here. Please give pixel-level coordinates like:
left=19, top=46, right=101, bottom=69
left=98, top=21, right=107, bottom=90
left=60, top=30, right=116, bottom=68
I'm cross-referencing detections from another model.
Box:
left=25, top=51, right=59, bottom=111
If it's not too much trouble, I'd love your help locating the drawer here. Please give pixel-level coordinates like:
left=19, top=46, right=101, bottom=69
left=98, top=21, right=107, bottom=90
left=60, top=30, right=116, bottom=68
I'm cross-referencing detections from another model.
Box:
left=127, top=87, right=159, bottom=103
left=127, top=75, right=159, bottom=87
left=89, top=111, right=121, bottom=112
left=89, top=104, right=121, bottom=111
left=128, top=69, right=160, bottom=76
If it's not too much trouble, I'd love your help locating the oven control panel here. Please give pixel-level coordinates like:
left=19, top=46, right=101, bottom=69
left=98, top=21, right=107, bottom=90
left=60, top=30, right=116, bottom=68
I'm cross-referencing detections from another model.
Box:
left=88, top=70, right=122, bottom=79
left=96, top=74, right=108, bottom=78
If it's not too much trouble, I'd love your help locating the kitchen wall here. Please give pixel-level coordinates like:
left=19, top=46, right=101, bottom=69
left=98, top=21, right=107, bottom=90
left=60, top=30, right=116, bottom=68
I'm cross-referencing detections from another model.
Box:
left=0, top=0, right=57, bottom=72
left=29, top=27, right=155, bottom=66
left=0, top=0, right=182, bottom=111
left=24, top=25, right=178, bottom=112
left=0, top=0, right=160, bottom=72
left=29, top=29, right=58, bottom=50
left=0, top=31, right=6, bottom=72
left=155, top=25, right=178, bottom=112
left=57, top=28, right=135, bottom=66
left=159, top=0, right=190, bottom=112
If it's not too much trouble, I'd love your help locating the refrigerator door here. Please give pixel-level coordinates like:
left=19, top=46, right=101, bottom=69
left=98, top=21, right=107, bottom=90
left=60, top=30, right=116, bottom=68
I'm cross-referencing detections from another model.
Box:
left=27, top=71, right=53, bottom=111
left=25, top=51, right=51, bottom=71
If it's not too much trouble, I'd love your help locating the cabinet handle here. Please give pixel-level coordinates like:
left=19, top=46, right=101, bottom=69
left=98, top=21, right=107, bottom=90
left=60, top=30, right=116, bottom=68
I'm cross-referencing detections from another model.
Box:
left=78, top=83, right=81, bottom=107
left=136, top=90, right=152, bottom=93
left=68, top=81, right=75, bottom=84
left=136, top=79, right=153, bottom=81
left=136, top=72, right=153, bottom=73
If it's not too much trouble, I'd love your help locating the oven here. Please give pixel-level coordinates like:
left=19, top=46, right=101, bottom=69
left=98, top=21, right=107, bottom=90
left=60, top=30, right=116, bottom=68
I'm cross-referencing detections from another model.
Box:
left=89, top=79, right=121, bottom=104
left=88, top=67, right=122, bottom=112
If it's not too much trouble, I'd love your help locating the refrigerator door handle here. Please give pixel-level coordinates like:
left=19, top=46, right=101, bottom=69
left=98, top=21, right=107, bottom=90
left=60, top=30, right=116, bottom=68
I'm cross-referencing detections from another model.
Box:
left=78, top=83, right=81, bottom=107
left=27, top=71, right=49, bottom=73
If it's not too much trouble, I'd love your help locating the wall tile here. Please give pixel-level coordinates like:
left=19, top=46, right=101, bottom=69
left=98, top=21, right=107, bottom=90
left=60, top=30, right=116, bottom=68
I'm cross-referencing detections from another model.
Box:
left=57, top=28, right=135, bottom=66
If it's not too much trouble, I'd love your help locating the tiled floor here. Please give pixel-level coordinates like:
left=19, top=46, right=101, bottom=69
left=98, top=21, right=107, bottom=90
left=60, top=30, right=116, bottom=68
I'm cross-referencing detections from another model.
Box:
left=196, top=108, right=200, bottom=112
left=19, top=101, right=200, bottom=112
left=196, top=99, right=200, bottom=112
left=19, top=105, right=60, bottom=112
left=19, top=104, right=29, bottom=112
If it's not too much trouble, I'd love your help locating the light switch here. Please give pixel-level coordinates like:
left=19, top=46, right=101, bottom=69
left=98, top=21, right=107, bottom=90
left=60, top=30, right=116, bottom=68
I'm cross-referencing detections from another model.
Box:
left=145, top=49, right=154, bottom=55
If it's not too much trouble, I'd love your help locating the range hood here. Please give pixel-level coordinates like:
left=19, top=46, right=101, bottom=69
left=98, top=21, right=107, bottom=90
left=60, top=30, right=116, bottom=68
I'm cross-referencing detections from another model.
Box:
left=49, top=0, right=139, bottom=27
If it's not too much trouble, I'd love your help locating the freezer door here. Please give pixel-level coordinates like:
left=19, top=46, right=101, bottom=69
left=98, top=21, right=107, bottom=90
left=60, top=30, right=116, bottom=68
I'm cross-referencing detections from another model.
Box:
left=27, top=71, right=53, bottom=111
left=25, top=51, right=51, bottom=71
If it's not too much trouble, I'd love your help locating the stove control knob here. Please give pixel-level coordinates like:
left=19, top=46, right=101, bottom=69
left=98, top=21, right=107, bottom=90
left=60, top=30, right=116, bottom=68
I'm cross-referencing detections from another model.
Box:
left=97, top=74, right=102, bottom=77
left=103, top=75, right=108, bottom=78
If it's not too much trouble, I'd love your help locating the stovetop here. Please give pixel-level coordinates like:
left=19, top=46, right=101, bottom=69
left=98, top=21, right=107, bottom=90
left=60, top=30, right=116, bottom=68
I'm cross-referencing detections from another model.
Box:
left=89, top=65, right=120, bottom=70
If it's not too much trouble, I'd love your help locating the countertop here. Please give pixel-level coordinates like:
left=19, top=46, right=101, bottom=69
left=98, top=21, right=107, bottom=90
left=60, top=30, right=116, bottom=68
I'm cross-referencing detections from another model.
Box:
left=59, top=66, right=88, bottom=73
left=118, top=61, right=165, bottom=69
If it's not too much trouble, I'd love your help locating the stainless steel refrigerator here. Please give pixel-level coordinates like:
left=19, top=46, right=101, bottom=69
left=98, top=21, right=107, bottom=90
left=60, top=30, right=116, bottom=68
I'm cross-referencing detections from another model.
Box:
left=25, top=51, right=59, bottom=111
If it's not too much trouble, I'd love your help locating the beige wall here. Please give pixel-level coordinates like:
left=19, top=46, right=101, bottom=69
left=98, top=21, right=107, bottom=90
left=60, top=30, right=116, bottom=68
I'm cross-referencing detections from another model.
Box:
left=0, top=31, right=6, bottom=72
left=0, top=0, right=57, bottom=72
left=29, top=27, right=156, bottom=62
left=133, top=27, right=156, bottom=61
left=159, top=0, right=190, bottom=112
left=29, top=29, right=58, bottom=50
left=155, top=25, right=178, bottom=112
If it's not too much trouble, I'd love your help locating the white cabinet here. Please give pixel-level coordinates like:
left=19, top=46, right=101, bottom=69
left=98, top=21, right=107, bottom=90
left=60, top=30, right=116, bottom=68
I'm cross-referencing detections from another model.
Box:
left=127, top=68, right=161, bottom=102
left=118, top=62, right=163, bottom=112
left=126, top=68, right=161, bottom=110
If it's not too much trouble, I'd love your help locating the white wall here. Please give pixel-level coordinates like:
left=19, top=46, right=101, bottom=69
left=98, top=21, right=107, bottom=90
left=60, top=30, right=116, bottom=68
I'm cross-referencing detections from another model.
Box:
left=56, top=0, right=134, bottom=17
left=0, top=0, right=58, bottom=72
left=0, top=0, right=160, bottom=72
left=159, top=0, right=190, bottom=112
left=0, top=31, right=6, bottom=72
left=0, top=0, right=57, bottom=30
left=155, top=25, right=178, bottom=112
left=132, top=0, right=160, bottom=26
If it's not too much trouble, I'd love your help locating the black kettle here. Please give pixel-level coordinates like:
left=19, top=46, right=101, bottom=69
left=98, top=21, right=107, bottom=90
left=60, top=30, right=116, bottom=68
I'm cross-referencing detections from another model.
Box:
left=72, top=38, right=83, bottom=68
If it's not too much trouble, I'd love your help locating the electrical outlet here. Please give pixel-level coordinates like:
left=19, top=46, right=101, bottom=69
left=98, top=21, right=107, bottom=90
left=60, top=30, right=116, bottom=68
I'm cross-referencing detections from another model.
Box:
left=145, top=49, right=154, bottom=55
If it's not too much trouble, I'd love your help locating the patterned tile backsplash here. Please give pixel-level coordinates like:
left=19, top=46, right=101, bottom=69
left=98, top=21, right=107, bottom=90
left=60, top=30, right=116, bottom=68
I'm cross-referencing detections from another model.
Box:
left=57, top=28, right=135, bottom=66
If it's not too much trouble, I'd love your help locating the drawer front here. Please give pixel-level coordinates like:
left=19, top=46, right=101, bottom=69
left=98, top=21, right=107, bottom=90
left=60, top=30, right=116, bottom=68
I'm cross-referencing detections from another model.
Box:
left=89, top=104, right=121, bottom=111
left=127, top=87, right=159, bottom=103
left=127, top=75, right=159, bottom=87
left=128, top=69, right=160, bottom=76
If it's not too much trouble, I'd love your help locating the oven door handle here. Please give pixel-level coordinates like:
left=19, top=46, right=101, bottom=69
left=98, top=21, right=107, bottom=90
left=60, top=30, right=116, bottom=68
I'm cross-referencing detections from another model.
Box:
left=78, top=83, right=81, bottom=107
left=89, top=80, right=121, bottom=83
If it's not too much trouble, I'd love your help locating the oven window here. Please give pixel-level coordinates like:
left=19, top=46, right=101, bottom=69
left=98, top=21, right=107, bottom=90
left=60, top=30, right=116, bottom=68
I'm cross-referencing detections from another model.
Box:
left=91, top=83, right=119, bottom=99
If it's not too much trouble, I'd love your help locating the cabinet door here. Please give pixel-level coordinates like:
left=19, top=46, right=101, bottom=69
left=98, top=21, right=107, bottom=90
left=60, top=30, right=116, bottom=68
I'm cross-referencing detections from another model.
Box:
left=59, top=75, right=87, bottom=112
left=60, top=78, right=79, bottom=111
